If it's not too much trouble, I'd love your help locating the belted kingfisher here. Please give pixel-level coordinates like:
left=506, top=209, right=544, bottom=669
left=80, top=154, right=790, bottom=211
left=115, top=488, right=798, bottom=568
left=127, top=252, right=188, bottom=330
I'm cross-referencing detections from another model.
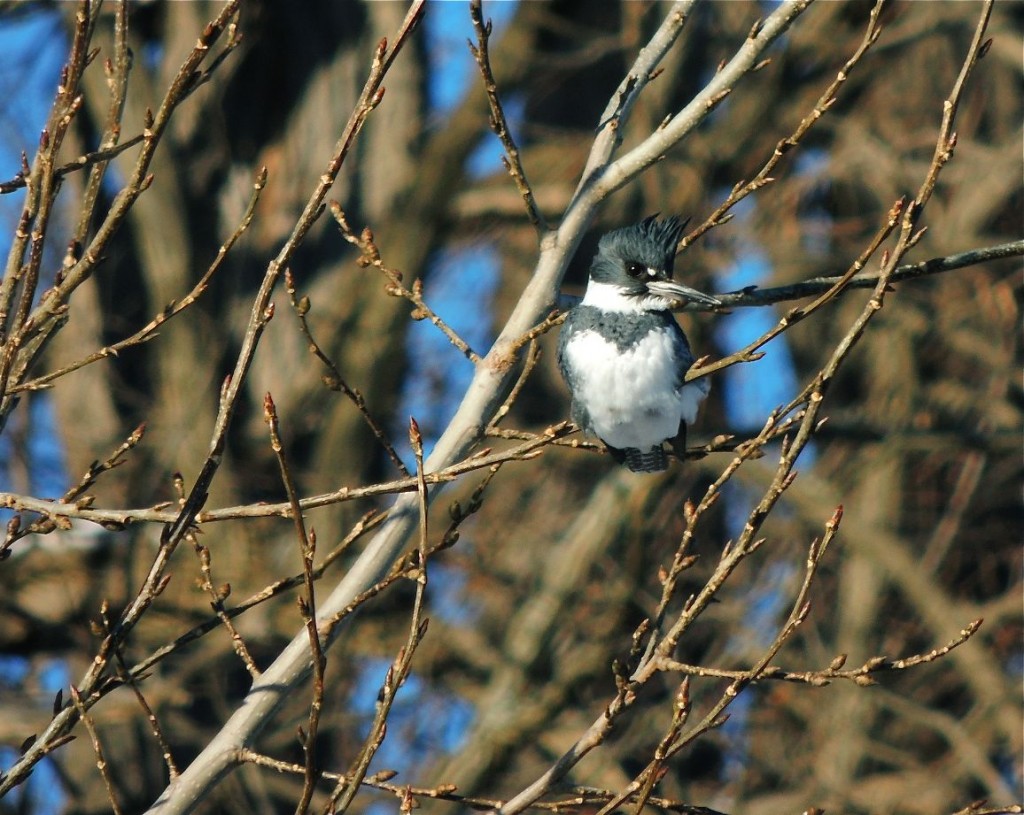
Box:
left=557, top=215, right=720, bottom=473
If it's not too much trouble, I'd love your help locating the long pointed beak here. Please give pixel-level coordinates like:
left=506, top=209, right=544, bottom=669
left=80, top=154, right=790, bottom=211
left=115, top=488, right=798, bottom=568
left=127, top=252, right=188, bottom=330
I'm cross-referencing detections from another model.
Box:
left=646, top=279, right=721, bottom=308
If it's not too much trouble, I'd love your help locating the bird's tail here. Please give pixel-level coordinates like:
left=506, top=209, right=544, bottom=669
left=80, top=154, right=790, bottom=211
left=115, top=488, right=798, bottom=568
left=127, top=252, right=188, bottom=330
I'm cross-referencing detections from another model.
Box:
left=621, top=446, right=668, bottom=473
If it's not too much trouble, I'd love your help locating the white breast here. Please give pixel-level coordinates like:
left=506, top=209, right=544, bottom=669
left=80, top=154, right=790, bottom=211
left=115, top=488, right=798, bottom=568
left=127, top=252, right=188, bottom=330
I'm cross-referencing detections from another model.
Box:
left=564, top=328, right=709, bottom=450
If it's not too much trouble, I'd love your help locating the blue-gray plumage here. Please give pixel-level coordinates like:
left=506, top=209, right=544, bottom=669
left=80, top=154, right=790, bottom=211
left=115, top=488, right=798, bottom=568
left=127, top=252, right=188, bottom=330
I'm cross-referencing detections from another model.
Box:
left=558, top=215, right=720, bottom=473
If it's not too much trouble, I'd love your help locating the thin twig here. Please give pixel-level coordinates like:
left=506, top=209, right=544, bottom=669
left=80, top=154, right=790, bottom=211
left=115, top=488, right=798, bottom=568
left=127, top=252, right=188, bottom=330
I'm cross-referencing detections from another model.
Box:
left=950, top=804, right=1023, bottom=815
left=621, top=678, right=693, bottom=815
left=70, top=685, right=124, bottom=815
left=641, top=510, right=842, bottom=776
left=73, top=0, right=131, bottom=245
left=657, top=619, right=984, bottom=686
left=240, top=749, right=724, bottom=814
left=0, top=41, right=87, bottom=403
left=486, top=339, right=543, bottom=431
left=325, top=418, right=431, bottom=814
left=331, top=203, right=481, bottom=363
left=611, top=507, right=838, bottom=815
left=0, top=134, right=143, bottom=196
left=914, top=0, right=994, bottom=209
left=263, top=392, right=325, bottom=815
left=640, top=406, right=806, bottom=667
left=109, top=631, right=180, bottom=779
left=468, top=0, right=546, bottom=230
left=191, top=530, right=262, bottom=679
left=1, top=422, right=146, bottom=556
left=506, top=308, right=565, bottom=356
left=283, top=267, right=410, bottom=477
left=0, top=0, right=98, bottom=342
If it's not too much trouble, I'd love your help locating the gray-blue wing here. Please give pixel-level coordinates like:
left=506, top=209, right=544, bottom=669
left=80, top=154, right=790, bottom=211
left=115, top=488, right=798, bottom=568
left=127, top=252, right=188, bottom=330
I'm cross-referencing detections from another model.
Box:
left=667, top=317, right=698, bottom=390
left=556, top=309, right=593, bottom=433
left=667, top=317, right=706, bottom=459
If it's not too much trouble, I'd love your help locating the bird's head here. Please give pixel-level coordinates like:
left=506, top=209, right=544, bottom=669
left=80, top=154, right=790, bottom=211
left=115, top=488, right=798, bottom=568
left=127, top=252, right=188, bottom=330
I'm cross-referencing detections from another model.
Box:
left=586, top=215, right=721, bottom=312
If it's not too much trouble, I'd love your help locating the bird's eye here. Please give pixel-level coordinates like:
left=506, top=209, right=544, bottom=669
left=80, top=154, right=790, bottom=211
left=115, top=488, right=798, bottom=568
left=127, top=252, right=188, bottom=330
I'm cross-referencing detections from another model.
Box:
left=626, top=262, right=645, bottom=278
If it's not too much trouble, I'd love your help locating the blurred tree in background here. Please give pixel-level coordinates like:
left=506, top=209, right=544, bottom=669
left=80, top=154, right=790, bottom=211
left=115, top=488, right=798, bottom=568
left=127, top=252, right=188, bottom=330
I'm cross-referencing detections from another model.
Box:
left=0, top=1, right=1020, bottom=814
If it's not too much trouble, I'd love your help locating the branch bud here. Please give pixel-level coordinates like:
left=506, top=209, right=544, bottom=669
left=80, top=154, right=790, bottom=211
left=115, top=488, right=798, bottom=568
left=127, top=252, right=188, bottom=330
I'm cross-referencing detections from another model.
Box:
left=408, top=416, right=423, bottom=455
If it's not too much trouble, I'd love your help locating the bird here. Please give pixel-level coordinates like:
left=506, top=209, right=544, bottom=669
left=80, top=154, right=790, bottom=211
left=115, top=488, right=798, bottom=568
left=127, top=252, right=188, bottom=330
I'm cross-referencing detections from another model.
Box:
left=557, top=215, right=720, bottom=473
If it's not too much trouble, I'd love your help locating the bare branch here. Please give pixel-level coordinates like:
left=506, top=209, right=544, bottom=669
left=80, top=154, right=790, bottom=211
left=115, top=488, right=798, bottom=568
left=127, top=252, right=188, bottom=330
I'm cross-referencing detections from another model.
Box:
left=0, top=422, right=572, bottom=530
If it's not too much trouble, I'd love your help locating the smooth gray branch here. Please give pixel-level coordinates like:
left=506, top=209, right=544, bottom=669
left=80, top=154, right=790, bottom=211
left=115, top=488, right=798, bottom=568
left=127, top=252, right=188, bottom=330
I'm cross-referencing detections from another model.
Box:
left=708, top=239, right=1023, bottom=310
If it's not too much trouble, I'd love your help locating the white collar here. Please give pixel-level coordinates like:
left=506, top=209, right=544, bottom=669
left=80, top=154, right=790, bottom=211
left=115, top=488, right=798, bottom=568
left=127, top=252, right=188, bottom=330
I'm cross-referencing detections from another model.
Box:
left=581, top=281, right=672, bottom=313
